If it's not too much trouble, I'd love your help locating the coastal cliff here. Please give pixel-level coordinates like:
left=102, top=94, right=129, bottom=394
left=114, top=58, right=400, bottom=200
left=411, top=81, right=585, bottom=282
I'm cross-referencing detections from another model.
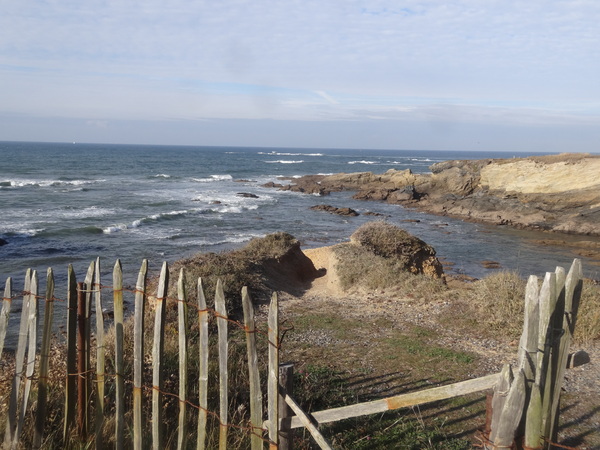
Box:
left=268, top=153, right=600, bottom=236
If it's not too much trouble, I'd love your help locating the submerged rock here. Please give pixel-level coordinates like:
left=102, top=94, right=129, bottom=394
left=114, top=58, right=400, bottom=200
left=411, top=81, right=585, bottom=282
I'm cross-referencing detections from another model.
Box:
left=310, top=205, right=360, bottom=216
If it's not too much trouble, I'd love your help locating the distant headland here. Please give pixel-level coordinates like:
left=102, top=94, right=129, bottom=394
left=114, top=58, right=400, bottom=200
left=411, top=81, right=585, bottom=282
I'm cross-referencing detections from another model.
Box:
left=264, top=153, right=600, bottom=237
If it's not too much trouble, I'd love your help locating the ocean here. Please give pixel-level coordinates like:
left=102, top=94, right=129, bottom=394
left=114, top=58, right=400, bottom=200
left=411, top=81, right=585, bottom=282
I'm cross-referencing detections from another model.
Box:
left=2, top=140, right=599, bottom=293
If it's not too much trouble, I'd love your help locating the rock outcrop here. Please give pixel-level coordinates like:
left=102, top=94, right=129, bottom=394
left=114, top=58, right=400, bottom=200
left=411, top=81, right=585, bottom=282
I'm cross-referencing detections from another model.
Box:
left=265, top=153, right=600, bottom=236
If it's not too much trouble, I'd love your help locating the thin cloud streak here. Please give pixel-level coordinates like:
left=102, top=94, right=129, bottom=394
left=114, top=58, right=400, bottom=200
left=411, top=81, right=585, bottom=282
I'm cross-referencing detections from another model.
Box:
left=0, top=0, right=599, bottom=150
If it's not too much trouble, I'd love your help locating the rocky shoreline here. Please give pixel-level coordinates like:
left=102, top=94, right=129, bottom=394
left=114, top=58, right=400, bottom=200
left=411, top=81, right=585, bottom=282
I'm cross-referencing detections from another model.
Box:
left=264, top=153, right=600, bottom=237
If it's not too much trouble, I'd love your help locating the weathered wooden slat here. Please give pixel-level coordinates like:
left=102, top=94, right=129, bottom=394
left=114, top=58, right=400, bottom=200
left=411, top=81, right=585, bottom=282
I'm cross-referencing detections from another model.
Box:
left=517, top=275, right=540, bottom=382
left=4, top=269, right=31, bottom=447
left=94, top=257, right=105, bottom=449
left=77, top=282, right=88, bottom=440
left=15, top=270, right=39, bottom=449
left=290, top=373, right=500, bottom=429
left=113, top=260, right=125, bottom=450
left=535, top=272, right=557, bottom=387
left=241, top=287, right=263, bottom=450
left=0, top=277, right=12, bottom=363
left=133, top=259, right=148, bottom=450
left=489, top=364, right=513, bottom=444
left=215, top=279, right=229, bottom=450
left=278, top=363, right=294, bottom=450
left=34, top=268, right=55, bottom=448
left=284, top=393, right=332, bottom=450
left=267, top=292, right=279, bottom=447
left=63, top=264, right=78, bottom=443
left=83, top=261, right=96, bottom=434
left=197, top=278, right=209, bottom=450
left=152, top=262, right=169, bottom=450
left=492, top=369, right=526, bottom=447
left=524, top=383, right=543, bottom=449
left=177, top=269, right=188, bottom=450
left=547, top=259, right=583, bottom=442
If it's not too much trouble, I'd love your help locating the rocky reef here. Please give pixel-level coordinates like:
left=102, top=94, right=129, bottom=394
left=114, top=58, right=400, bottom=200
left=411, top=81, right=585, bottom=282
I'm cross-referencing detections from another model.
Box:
left=265, top=153, right=600, bottom=236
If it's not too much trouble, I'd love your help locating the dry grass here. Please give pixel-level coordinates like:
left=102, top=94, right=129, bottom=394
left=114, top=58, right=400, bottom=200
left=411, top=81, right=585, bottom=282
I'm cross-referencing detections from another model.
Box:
left=576, top=280, right=600, bottom=344
left=332, top=242, right=446, bottom=298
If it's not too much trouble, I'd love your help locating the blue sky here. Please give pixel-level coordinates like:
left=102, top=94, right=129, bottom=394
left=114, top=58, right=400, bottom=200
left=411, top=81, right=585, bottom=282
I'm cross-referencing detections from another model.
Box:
left=1, top=0, right=599, bottom=152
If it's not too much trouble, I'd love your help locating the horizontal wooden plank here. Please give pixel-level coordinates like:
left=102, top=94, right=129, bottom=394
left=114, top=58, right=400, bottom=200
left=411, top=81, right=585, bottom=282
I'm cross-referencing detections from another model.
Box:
left=289, top=373, right=499, bottom=429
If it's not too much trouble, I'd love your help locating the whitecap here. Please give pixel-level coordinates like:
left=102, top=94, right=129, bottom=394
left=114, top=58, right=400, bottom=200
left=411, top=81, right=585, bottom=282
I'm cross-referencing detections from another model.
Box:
left=154, top=174, right=171, bottom=178
left=191, top=174, right=233, bottom=183
left=265, top=160, right=304, bottom=164
left=348, top=160, right=376, bottom=165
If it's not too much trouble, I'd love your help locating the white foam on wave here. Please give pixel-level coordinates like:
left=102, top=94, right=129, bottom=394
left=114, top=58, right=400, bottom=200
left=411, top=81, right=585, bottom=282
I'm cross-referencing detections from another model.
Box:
left=0, top=178, right=104, bottom=188
left=258, top=151, right=323, bottom=157
left=179, top=232, right=263, bottom=248
left=154, top=173, right=171, bottom=178
left=348, top=160, right=376, bottom=165
left=191, top=174, right=233, bottom=183
left=265, top=160, right=304, bottom=164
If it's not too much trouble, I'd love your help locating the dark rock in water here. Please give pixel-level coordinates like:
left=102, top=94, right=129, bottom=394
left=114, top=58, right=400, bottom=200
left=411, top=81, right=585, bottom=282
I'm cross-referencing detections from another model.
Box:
left=0, top=238, right=7, bottom=246
left=261, top=181, right=285, bottom=189
left=237, top=192, right=259, bottom=198
left=401, top=219, right=421, bottom=223
left=481, top=260, right=501, bottom=269
left=310, top=205, right=359, bottom=216
left=364, top=211, right=387, bottom=217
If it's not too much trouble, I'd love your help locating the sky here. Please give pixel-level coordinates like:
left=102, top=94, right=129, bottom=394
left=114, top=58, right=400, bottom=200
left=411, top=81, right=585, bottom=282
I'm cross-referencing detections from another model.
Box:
left=1, top=0, right=599, bottom=152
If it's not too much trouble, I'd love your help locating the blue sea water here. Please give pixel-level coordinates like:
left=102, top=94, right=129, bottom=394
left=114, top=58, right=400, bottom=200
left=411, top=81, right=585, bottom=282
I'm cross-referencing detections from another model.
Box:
left=1, top=140, right=599, bottom=293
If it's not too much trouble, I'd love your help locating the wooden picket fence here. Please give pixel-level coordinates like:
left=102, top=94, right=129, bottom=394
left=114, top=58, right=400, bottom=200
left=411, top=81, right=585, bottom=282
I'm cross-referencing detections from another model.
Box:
left=0, top=258, right=584, bottom=449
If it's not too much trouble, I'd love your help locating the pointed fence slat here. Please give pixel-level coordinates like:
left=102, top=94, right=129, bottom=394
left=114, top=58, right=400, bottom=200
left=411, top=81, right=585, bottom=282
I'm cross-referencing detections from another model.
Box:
left=34, top=268, right=55, bottom=448
left=133, top=259, right=148, bottom=450
left=152, top=262, right=169, bottom=450
left=242, top=287, right=263, bottom=450
left=547, top=260, right=583, bottom=442
left=77, top=282, right=88, bottom=439
left=215, top=279, right=229, bottom=450
left=267, top=292, right=279, bottom=449
left=63, top=265, right=78, bottom=443
left=4, top=269, right=31, bottom=447
left=83, top=261, right=96, bottom=434
left=177, top=269, right=188, bottom=450
left=113, top=260, right=125, bottom=449
left=94, top=258, right=105, bottom=449
left=15, top=270, right=39, bottom=449
left=0, top=277, right=12, bottom=363
left=492, top=369, right=527, bottom=447
left=197, top=278, right=209, bottom=450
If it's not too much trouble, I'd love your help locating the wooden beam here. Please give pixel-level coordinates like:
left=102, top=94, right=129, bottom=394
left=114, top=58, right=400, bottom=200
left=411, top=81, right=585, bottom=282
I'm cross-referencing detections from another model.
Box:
left=289, top=373, right=499, bottom=429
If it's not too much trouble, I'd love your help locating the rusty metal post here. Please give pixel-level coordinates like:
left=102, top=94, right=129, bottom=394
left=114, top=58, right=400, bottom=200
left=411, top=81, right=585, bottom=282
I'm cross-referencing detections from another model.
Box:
left=76, top=282, right=87, bottom=440
left=279, top=363, right=295, bottom=450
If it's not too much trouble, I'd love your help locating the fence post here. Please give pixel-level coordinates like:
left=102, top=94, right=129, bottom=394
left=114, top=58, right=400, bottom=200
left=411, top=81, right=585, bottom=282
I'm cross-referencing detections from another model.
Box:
left=77, top=282, right=88, bottom=440
left=177, top=269, right=188, bottom=450
left=0, top=277, right=12, bottom=363
left=63, top=265, right=77, bottom=444
left=113, top=260, right=125, bottom=449
left=279, top=363, right=295, bottom=450
left=94, top=258, right=105, bottom=450
left=197, top=278, right=209, bottom=450
left=242, top=287, right=263, bottom=450
left=268, top=292, right=279, bottom=450
left=215, top=279, right=229, bottom=450
left=133, top=260, right=148, bottom=450
left=152, top=262, right=169, bottom=450
left=34, top=268, right=55, bottom=448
